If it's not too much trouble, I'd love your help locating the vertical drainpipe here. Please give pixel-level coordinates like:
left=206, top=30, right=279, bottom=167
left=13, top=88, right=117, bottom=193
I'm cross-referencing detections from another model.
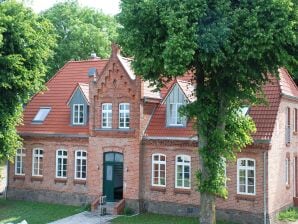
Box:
left=264, top=151, right=267, bottom=224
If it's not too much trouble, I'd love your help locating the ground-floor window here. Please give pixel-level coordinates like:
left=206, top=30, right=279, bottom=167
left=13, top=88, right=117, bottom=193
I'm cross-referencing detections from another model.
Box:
left=285, top=157, right=290, bottom=185
left=56, top=149, right=67, bottom=178
left=175, top=155, right=191, bottom=189
left=237, top=158, right=255, bottom=195
left=15, top=148, right=25, bottom=175
left=152, top=153, right=166, bottom=187
left=32, top=148, right=43, bottom=176
left=75, top=150, right=87, bottom=179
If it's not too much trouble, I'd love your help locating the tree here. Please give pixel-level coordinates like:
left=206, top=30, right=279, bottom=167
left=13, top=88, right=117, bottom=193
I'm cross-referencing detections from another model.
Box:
left=118, top=0, right=297, bottom=223
left=0, top=1, right=56, bottom=161
left=42, top=0, right=118, bottom=80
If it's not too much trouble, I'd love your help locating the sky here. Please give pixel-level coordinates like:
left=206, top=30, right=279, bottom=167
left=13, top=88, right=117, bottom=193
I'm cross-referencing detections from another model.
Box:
left=25, top=0, right=121, bottom=15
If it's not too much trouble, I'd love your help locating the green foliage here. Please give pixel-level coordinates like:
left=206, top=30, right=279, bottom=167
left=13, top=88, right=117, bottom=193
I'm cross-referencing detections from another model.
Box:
left=0, top=198, right=82, bottom=224
left=123, top=206, right=134, bottom=216
left=42, top=0, right=118, bottom=80
left=112, top=213, right=238, bottom=224
left=0, top=0, right=56, bottom=160
left=277, top=207, right=298, bottom=221
left=118, top=0, right=297, bottom=201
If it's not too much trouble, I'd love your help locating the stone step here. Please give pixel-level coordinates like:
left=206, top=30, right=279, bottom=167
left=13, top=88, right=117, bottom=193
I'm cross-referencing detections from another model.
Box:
left=94, top=202, right=116, bottom=216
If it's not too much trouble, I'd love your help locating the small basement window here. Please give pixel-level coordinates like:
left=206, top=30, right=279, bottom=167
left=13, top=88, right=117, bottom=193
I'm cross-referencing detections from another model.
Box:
left=32, top=107, right=51, bottom=123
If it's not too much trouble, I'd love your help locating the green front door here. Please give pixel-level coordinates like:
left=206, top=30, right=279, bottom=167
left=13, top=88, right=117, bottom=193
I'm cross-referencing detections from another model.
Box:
left=103, top=152, right=123, bottom=202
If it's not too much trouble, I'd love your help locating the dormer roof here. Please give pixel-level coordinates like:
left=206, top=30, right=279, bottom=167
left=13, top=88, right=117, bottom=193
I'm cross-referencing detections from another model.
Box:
left=67, top=83, right=90, bottom=105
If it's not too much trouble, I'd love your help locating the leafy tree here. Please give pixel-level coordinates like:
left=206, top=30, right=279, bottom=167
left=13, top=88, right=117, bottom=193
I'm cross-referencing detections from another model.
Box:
left=118, top=0, right=297, bottom=223
left=42, top=0, right=118, bottom=80
left=0, top=1, right=56, bottom=161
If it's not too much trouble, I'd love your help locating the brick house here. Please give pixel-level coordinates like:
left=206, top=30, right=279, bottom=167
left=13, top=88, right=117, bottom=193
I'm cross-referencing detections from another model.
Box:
left=7, top=45, right=298, bottom=223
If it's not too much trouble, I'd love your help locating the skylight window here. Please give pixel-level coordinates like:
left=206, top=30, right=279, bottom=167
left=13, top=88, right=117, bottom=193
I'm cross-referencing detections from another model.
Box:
left=32, top=107, right=51, bottom=123
left=240, top=106, right=250, bottom=116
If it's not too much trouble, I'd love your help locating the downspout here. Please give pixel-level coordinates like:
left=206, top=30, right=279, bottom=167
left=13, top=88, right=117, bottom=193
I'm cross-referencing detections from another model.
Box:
left=5, top=160, right=9, bottom=199
left=263, top=151, right=267, bottom=224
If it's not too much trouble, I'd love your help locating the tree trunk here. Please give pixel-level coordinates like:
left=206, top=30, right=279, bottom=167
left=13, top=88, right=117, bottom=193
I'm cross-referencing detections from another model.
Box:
left=199, top=133, right=216, bottom=224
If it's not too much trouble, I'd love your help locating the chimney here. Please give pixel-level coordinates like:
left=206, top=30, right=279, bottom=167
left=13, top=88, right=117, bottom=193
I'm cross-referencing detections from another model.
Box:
left=111, top=43, right=121, bottom=58
left=90, top=53, right=100, bottom=60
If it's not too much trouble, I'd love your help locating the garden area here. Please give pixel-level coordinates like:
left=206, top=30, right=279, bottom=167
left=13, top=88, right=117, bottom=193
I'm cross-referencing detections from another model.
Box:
left=0, top=199, right=84, bottom=224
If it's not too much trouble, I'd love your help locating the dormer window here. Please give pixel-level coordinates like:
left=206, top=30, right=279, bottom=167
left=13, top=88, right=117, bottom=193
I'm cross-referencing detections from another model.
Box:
left=166, top=84, right=187, bottom=127
left=73, top=104, right=84, bottom=125
left=32, top=107, right=51, bottom=123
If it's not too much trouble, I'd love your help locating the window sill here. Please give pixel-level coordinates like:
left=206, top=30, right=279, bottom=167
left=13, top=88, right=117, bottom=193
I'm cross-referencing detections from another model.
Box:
left=13, top=175, right=25, bottom=180
left=235, top=194, right=256, bottom=202
left=150, top=186, right=166, bottom=192
left=55, top=178, right=67, bottom=184
left=31, top=176, right=43, bottom=182
left=174, top=188, right=191, bottom=195
left=73, top=179, right=86, bottom=185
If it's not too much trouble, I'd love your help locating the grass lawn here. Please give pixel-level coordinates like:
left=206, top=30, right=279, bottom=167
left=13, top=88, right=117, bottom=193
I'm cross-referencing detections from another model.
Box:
left=112, top=213, right=237, bottom=224
left=277, top=207, right=298, bottom=222
left=0, top=198, right=85, bottom=224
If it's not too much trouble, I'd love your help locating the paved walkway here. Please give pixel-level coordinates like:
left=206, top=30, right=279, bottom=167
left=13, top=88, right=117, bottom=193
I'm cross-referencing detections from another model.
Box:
left=49, top=211, right=117, bottom=224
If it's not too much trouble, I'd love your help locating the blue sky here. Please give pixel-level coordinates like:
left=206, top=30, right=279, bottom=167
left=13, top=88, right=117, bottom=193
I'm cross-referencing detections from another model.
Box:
left=25, top=0, right=120, bottom=15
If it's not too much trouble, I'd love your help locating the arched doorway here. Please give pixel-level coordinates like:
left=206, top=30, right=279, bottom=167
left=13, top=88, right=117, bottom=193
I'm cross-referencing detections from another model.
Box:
left=103, top=152, right=123, bottom=202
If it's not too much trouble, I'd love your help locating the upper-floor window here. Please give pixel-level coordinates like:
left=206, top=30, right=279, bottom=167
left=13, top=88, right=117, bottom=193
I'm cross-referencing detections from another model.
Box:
left=175, top=155, right=191, bottom=189
left=166, top=84, right=187, bottom=127
left=102, top=103, right=112, bottom=128
left=32, top=107, right=51, bottom=123
left=56, top=149, right=67, bottom=178
left=75, top=150, right=87, bottom=179
left=152, top=153, right=166, bottom=187
left=286, top=107, right=291, bottom=144
left=285, top=158, right=290, bottom=185
left=119, top=103, right=130, bottom=128
left=294, top=108, right=298, bottom=132
left=32, top=148, right=43, bottom=176
left=237, top=158, right=255, bottom=195
left=73, top=104, right=84, bottom=125
left=15, top=149, right=25, bottom=175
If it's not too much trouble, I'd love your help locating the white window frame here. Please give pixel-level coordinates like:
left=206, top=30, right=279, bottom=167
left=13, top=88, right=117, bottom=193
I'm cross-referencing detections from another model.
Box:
left=15, top=148, right=25, bottom=175
left=175, top=155, right=191, bottom=189
left=32, top=148, right=43, bottom=177
left=151, top=153, right=166, bottom=187
left=119, top=103, right=130, bottom=129
left=32, top=107, right=51, bottom=123
left=237, top=158, right=256, bottom=195
left=286, top=158, right=289, bottom=185
left=73, top=104, right=84, bottom=125
left=75, top=150, right=87, bottom=180
left=56, top=149, right=68, bottom=178
left=102, top=103, right=112, bottom=128
left=168, top=102, right=184, bottom=126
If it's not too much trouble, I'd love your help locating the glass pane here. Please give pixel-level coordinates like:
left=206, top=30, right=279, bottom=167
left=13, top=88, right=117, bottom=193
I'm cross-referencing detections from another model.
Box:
left=184, top=172, right=190, bottom=179
left=82, top=151, right=86, bottom=157
left=153, top=155, right=159, bottom=161
left=160, top=178, right=165, bottom=185
left=184, top=179, right=190, bottom=187
left=177, top=179, right=182, bottom=187
left=106, top=165, right=113, bottom=181
left=177, top=156, right=182, bottom=162
left=248, top=160, right=254, bottom=167
left=239, top=185, right=245, bottom=193
left=160, top=171, right=165, bottom=178
left=239, top=169, right=245, bottom=177
left=177, top=165, right=182, bottom=173
left=248, top=170, right=254, bottom=177
left=160, top=164, right=165, bottom=171
left=77, top=151, right=81, bottom=157
left=248, top=185, right=254, bottom=193
left=160, top=156, right=165, bottom=161
left=239, top=177, right=245, bottom=184
left=105, top=153, right=114, bottom=162
left=115, top=153, right=123, bottom=162
left=248, top=178, right=254, bottom=185
left=184, top=166, right=190, bottom=173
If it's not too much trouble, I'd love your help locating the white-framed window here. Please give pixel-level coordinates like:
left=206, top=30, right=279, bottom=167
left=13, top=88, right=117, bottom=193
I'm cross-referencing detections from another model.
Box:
left=15, top=148, right=25, bottom=175
left=75, top=150, right=87, bottom=180
left=32, top=148, right=43, bottom=176
left=73, top=104, right=84, bottom=125
left=237, top=158, right=255, bottom=195
left=56, top=149, right=67, bottom=178
left=169, top=102, right=183, bottom=126
left=32, top=107, right=51, bottom=123
left=285, top=158, right=290, bottom=185
left=152, top=154, right=166, bottom=187
left=102, top=103, right=112, bottom=128
left=175, top=155, right=191, bottom=189
left=286, top=107, right=291, bottom=144
left=119, top=103, right=130, bottom=128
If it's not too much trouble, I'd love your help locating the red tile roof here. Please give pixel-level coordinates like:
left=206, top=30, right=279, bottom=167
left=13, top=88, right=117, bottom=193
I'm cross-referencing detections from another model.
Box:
left=145, top=69, right=297, bottom=141
left=18, top=59, right=108, bottom=135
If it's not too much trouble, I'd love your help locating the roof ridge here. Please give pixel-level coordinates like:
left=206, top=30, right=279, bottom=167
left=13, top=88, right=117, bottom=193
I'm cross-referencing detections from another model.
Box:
left=68, top=59, right=109, bottom=63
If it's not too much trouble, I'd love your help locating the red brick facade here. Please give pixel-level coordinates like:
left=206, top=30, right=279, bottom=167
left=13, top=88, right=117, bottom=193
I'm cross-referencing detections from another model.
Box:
left=7, top=47, right=298, bottom=223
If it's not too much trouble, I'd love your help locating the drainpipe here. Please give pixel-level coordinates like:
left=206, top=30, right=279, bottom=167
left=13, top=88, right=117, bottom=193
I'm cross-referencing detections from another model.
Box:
left=5, top=160, right=9, bottom=199
left=263, top=151, right=267, bottom=224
